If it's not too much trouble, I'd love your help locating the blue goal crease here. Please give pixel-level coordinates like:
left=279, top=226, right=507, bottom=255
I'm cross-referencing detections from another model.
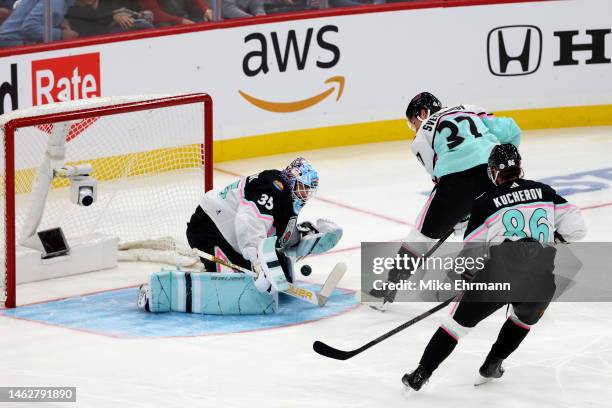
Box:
left=0, top=285, right=358, bottom=338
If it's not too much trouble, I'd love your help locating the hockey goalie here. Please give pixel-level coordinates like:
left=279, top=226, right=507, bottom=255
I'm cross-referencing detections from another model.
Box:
left=135, top=157, right=344, bottom=315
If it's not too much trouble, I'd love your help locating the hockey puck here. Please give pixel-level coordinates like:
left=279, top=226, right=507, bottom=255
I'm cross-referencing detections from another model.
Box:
left=300, top=265, right=312, bottom=276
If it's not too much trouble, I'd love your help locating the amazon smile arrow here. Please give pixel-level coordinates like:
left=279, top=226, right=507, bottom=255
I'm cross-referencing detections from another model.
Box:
left=238, top=76, right=345, bottom=113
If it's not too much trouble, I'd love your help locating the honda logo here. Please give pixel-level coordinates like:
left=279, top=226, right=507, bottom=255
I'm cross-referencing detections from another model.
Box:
left=487, top=25, right=542, bottom=76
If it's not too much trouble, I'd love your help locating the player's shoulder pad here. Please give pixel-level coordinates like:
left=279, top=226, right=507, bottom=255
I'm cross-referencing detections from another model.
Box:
left=253, top=170, right=291, bottom=193
left=461, top=104, right=490, bottom=115
left=244, top=170, right=292, bottom=215
left=523, top=179, right=566, bottom=203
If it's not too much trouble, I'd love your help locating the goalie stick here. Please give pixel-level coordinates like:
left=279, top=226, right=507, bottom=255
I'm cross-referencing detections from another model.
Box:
left=190, top=248, right=346, bottom=307
left=287, top=262, right=347, bottom=306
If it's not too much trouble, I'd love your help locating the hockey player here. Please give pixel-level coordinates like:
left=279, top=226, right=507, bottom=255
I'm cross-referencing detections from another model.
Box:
left=137, top=157, right=343, bottom=314
left=402, top=144, right=587, bottom=390
left=370, top=92, right=522, bottom=305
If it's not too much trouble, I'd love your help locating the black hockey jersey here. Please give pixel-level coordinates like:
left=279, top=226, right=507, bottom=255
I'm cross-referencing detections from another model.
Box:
left=199, top=170, right=296, bottom=260
left=464, top=179, right=586, bottom=244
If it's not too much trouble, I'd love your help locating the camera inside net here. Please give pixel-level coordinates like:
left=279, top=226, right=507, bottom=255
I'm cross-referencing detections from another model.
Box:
left=60, top=165, right=97, bottom=206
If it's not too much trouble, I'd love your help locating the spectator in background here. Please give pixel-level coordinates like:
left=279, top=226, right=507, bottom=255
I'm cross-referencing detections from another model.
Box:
left=0, top=1, right=16, bottom=25
left=66, top=0, right=154, bottom=37
left=329, top=0, right=385, bottom=8
left=264, top=0, right=305, bottom=15
left=0, top=0, right=78, bottom=47
left=138, top=0, right=212, bottom=26
left=215, top=0, right=265, bottom=19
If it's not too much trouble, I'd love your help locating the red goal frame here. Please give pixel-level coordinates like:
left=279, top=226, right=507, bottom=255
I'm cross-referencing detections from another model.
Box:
left=2, top=93, right=213, bottom=308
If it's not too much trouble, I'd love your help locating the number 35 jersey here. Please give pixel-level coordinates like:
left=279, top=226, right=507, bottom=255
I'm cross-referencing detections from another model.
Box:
left=199, top=170, right=296, bottom=259
left=411, top=105, right=522, bottom=179
left=463, top=179, right=587, bottom=245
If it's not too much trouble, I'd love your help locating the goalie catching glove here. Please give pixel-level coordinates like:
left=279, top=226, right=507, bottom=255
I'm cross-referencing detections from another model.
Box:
left=282, top=219, right=343, bottom=259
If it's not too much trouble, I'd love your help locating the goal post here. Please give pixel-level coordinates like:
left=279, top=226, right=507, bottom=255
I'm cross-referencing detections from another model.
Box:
left=1, top=94, right=213, bottom=308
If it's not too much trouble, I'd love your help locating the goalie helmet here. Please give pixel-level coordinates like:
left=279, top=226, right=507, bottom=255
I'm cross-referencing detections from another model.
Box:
left=405, top=92, right=443, bottom=131
left=281, top=157, right=319, bottom=214
left=487, top=143, right=522, bottom=185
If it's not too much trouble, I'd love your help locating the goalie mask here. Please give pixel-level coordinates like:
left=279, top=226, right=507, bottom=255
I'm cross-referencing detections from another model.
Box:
left=281, top=157, right=319, bottom=214
left=405, top=92, right=443, bottom=131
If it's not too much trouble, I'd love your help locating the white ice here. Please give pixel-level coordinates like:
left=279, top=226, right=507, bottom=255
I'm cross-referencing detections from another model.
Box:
left=1, top=127, right=612, bottom=408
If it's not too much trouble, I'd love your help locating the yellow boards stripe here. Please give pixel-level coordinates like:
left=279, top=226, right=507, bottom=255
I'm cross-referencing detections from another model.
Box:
left=13, top=144, right=204, bottom=195
left=213, top=104, right=612, bottom=162
left=6, top=104, right=612, bottom=192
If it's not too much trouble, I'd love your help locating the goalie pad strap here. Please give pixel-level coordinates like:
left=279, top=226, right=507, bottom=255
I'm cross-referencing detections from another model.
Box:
left=267, top=260, right=282, bottom=269
left=185, top=272, right=192, bottom=314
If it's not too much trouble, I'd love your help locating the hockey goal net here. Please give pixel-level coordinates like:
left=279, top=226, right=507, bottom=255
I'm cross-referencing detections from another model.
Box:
left=0, top=94, right=212, bottom=308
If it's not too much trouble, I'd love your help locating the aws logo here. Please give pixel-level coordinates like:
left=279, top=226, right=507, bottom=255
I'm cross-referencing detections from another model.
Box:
left=240, top=25, right=343, bottom=113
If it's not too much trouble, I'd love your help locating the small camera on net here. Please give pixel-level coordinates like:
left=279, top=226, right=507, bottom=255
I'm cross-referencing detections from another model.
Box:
left=60, top=165, right=97, bottom=207
left=72, top=182, right=96, bottom=206
left=70, top=178, right=97, bottom=206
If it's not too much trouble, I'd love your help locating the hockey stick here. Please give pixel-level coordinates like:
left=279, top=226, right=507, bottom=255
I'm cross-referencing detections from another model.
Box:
left=369, top=227, right=455, bottom=310
left=314, top=228, right=456, bottom=359
left=313, top=296, right=454, bottom=360
left=287, top=262, right=347, bottom=306
left=191, top=248, right=256, bottom=277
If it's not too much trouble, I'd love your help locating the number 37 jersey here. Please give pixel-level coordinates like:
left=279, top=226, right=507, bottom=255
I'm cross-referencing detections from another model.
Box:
left=464, top=179, right=587, bottom=245
left=411, top=105, right=521, bottom=179
left=199, top=170, right=296, bottom=258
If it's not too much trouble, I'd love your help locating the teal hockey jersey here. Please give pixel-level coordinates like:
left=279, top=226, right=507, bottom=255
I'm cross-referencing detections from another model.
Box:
left=410, top=105, right=521, bottom=179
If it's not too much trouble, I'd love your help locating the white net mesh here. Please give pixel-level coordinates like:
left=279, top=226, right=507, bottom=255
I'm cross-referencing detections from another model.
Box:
left=1, top=95, right=210, bottom=306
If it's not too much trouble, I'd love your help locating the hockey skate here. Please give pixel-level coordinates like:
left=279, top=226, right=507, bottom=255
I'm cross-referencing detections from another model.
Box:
left=137, top=284, right=151, bottom=312
left=475, top=356, right=505, bottom=386
left=402, top=365, right=432, bottom=391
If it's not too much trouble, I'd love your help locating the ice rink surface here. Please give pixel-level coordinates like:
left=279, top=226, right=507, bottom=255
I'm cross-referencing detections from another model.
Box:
left=2, top=127, right=612, bottom=407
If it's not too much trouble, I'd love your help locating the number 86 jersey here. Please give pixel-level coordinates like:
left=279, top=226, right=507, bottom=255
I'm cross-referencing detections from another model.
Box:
left=411, top=104, right=522, bottom=180
left=463, top=179, right=587, bottom=245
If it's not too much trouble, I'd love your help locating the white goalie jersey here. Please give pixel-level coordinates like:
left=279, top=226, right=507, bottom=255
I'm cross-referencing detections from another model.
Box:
left=199, top=170, right=297, bottom=260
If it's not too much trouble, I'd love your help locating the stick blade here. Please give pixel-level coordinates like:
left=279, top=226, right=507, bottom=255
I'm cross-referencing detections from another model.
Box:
left=317, top=262, right=347, bottom=305
left=312, top=340, right=352, bottom=360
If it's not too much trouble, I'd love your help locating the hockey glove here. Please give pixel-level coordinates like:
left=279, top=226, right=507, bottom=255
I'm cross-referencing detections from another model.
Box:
left=283, top=219, right=343, bottom=259
left=242, top=246, right=271, bottom=293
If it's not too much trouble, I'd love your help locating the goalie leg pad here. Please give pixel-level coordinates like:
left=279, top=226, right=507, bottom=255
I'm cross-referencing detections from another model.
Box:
left=147, top=269, right=277, bottom=315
